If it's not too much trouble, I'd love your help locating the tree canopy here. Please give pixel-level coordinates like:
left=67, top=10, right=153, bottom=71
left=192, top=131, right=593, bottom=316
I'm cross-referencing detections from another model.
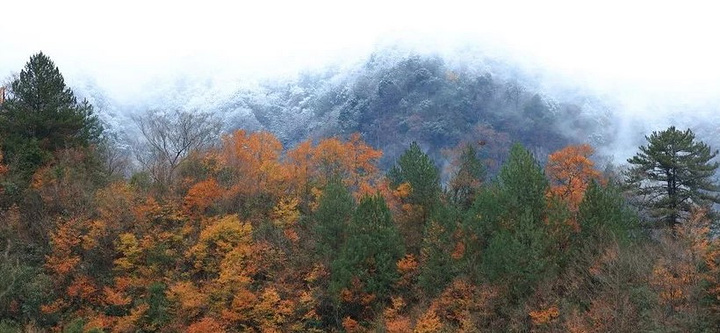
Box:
left=388, top=141, right=440, bottom=211
left=3, top=51, right=720, bottom=332
left=626, top=126, right=720, bottom=228
left=0, top=52, right=102, bottom=178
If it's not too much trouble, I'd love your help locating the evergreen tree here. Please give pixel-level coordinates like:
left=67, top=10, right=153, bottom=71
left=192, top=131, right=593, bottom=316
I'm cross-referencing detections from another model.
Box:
left=479, top=144, right=552, bottom=297
left=388, top=141, right=441, bottom=210
left=626, top=126, right=720, bottom=228
left=481, top=210, right=550, bottom=298
left=330, top=195, right=403, bottom=301
left=578, top=181, right=637, bottom=244
left=498, top=143, right=548, bottom=221
left=449, top=143, right=486, bottom=209
left=417, top=203, right=461, bottom=295
left=388, top=142, right=441, bottom=254
left=314, top=180, right=354, bottom=261
left=0, top=52, right=102, bottom=179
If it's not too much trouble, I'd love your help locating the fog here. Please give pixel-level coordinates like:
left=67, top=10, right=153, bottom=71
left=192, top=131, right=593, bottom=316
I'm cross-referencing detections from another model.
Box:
left=2, top=1, right=720, bottom=162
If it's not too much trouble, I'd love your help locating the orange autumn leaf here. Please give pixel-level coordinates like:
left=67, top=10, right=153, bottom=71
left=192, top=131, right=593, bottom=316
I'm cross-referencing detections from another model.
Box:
left=386, top=316, right=412, bottom=333
left=397, top=253, right=419, bottom=273
left=529, top=305, right=560, bottom=325
left=84, top=313, right=114, bottom=332
left=342, top=316, right=361, bottom=333
left=114, top=303, right=149, bottom=332
left=103, top=286, right=131, bottom=307
left=345, top=133, right=383, bottom=189
left=80, top=219, right=107, bottom=251
left=183, top=179, right=222, bottom=215
left=221, top=288, right=258, bottom=323
left=40, top=299, right=67, bottom=314
left=397, top=254, right=419, bottom=287
left=45, top=218, right=82, bottom=276
left=546, top=144, right=603, bottom=212
left=304, top=263, right=328, bottom=284
left=311, top=137, right=348, bottom=181
left=360, top=293, right=377, bottom=306
left=394, top=182, right=412, bottom=200
left=414, top=307, right=442, bottom=333
left=285, top=139, right=314, bottom=200
left=252, top=287, right=294, bottom=331
left=283, top=228, right=300, bottom=243
left=66, top=275, right=99, bottom=302
left=286, top=134, right=382, bottom=200
left=384, top=296, right=411, bottom=333
left=429, top=278, right=498, bottom=328
left=95, top=182, right=135, bottom=226
left=188, top=317, right=226, bottom=333
left=168, top=281, right=207, bottom=317
left=220, top=129, right=286, bottom=198
left=451, top=241, right=466, bottom=260
left=340, top=288, right=354, bottom=303
left=189, top=215, right=253, bottom=273
left=0, top=150, right=7, bottom=176
left=271, top=197, right=300, bottom=228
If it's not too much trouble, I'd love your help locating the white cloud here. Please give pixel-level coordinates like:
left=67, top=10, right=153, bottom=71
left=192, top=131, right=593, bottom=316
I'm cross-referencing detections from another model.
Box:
left=1, top=0, right=719, bottom=106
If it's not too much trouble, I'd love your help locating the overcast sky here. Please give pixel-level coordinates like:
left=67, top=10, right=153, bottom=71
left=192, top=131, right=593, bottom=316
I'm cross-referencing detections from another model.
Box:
left=2, top=0, right=719, bottom=107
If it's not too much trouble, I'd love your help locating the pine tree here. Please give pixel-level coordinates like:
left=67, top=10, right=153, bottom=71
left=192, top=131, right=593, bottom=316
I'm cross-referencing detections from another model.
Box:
left=0, top=52, right=102, bottom=177
left=578, top=181, right=636, bottom=243
left=498, top=143, right=548, bottom=221
left=626, top=126, right=720, bottom=228
left=314, top=180, right=354, bottom=261
left=387, top=142, right=441, bottom=254
left=388, top=142, right=441, bottom=210
left=481, top=210, right=549, bottom=298
left=330, top=195, right=403, bottom=302
left=479, top=144, right=551, bottom=297
left=449, top=143, right=486, bottom=209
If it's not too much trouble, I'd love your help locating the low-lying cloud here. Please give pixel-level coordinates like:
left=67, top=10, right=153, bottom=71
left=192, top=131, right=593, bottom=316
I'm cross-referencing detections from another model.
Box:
left=2, top=1, right=719, bottom=164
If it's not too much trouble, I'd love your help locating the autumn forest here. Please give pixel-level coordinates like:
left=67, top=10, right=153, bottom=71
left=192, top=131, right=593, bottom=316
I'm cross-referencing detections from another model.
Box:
left=2, top=53, right=720, bottom=333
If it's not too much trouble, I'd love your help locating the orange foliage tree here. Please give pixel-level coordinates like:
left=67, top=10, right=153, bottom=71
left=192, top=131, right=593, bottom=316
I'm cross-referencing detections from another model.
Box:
left=220, top=130, right=287, bottom=199
left=428, top=278, right=498, bottom=330
left=384, top=296, right=412, bottom=333
left=546, top=144, right=603, bottom=213
left=648, top=208, right=718, bottom=328
left=42, top=216, right=107, bottom=325
left=183, top=179, right=223, bottom=218
left=286, top=134, right=382, bottom=210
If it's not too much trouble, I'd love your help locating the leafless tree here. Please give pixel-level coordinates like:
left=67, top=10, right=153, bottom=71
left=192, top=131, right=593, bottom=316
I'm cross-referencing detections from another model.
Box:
left=132, top=109, right=221, bottom=189
left=97, top=137, right=133, bottom=180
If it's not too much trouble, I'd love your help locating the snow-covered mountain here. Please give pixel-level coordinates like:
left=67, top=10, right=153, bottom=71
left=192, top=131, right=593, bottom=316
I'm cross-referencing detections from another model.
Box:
left=69, top=46, right=720, bottom=172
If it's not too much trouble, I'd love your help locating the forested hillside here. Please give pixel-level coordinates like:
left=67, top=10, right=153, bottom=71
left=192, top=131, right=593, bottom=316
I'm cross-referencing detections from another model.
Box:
left=79, top=49, right=615, bottom=174
left=2, top=53, right=720, bottom=333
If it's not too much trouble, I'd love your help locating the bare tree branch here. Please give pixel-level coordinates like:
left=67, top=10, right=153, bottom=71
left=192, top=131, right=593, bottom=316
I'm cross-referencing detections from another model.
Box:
left=132, top=109, right=221, bottom=189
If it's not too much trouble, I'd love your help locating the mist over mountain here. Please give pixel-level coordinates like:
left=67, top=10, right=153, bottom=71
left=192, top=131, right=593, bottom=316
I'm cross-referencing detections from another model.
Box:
left=70, top=42, right=718, bottom=176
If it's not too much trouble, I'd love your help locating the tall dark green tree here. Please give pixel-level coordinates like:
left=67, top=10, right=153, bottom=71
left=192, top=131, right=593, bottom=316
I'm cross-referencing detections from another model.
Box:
left=388, top=141, right=441, bottom=210
left=481, top=210, right=550, bottom=298
left=498, top=143, right=548, bottom=221
left=388, top=141, right=441, bottom=254
left=330, top=195, right=403, bottom=302
left=478, top=144, right=552, bottom=297
left=626, top=126, right=720, bottom=228
left=578, top=181, right=637, bottom=244
left=314, top=180, right=354, bottom=261
left=0, top=52, right=102, bottom=179
left=449, top=143, right=486, bottom=209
